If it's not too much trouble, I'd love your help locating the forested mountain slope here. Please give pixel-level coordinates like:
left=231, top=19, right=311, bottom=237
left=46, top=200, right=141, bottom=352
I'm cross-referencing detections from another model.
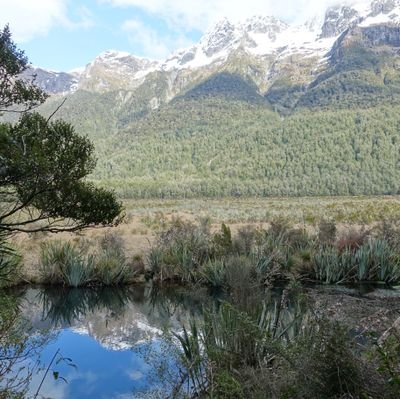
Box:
left=8, top=0, right=400, bottom=198
left=90, top=100, right=400, bottom=198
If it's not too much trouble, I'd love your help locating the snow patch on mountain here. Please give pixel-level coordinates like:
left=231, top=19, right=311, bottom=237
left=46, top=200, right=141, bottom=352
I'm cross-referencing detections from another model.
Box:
left=29, top=0, right=400, bottom=95
left=160, top=0, right=400, bottom=72
left=359, top=4, right=400, bottom=25
left=83, top=50, right=158, bottom=77
left=162, top=14, right=339, bottom=72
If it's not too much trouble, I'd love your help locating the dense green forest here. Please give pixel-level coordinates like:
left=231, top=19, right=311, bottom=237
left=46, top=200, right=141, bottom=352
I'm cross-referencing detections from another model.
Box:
left=80, top=97, right=400, bottom=199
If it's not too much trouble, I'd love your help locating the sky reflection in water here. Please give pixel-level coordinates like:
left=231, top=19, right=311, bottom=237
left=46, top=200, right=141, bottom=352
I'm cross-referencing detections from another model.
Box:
left=14, top=285, right=204, bottom=399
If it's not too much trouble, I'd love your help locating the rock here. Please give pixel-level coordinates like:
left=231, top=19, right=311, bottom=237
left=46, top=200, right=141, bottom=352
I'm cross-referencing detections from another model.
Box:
left=320, top=6, right=360, bottom=38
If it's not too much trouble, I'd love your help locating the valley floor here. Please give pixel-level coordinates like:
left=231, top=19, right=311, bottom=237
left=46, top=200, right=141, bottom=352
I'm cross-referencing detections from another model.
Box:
left=12, top=195, right=400, bottom=282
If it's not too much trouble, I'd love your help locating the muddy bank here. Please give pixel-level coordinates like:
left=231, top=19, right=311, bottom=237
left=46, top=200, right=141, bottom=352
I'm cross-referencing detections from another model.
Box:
left=309, top=285, right=400, bottom=335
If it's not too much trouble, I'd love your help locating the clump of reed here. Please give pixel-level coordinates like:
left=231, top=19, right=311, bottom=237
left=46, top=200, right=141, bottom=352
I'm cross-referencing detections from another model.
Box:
left=147, top=218, right=213, bottom=283
left=201, top=259, right=226, bottom=288
left=39, top=233, right=140, bottom=287
left=311, top=238, right=400, bottom=285
left=0, top=233, right=22, bottom=288
left=147, top=218, right=400, bottom=287
left=39, top=241, right=95, bottom=287
left=171, top=290, right=380, bottom=399
left=95, top=232, right=137, bottom=285
left=313, top=246, right=355, bottom=284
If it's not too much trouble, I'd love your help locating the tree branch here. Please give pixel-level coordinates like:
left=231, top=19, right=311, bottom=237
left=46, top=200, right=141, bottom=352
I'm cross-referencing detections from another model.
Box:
left=46, top=98, right=67, bottom=123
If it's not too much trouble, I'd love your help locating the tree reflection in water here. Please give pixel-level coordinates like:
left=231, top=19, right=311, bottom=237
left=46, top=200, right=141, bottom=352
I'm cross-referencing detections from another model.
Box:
left=0, top=288, right=55, bottom=398
left=1, top=285, right=310, bottom=398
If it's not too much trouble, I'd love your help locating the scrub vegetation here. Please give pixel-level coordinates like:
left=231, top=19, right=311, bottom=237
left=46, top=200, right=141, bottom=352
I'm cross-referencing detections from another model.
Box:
left=147, top=217, right=400, bottom=287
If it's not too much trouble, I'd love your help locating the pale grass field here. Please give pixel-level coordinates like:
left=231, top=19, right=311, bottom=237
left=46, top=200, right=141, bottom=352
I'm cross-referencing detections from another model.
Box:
left=12, top=195, right=400, bottom=281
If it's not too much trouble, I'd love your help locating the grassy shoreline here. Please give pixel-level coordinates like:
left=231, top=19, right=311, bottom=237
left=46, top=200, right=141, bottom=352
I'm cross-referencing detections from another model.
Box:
left=4, top=196, right=400, bottom=288
left=4, top=217, right=400, bottom=289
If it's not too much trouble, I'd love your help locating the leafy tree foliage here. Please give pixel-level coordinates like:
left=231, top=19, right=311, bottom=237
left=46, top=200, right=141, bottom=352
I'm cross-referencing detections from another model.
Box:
left=0, top=114, right=123, bottom=232
left=0, top=25, right=47, bottom=113
left=0, top=26, right=122, bottom=233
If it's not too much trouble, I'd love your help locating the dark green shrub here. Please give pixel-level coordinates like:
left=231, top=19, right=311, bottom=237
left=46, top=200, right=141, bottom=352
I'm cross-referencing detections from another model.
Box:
left=213, top=223, right=233, bottom=256
left=99, top=232, right=125, bottom=253
left=224, top=255, right=257, bottom=309
left=0, top=235, right=22, bottom=288
left=95, top=232, right=136, bottom=285
left=373, top=327, right=400, bottom=396
left=233, top=225, right=257, bottom=256
left=95, top=249, right=133, bottom=285
left=289, top=320, right=364, bottom=398
left=129, top=254, right=145, bottom=275
left=149, top=219, right=213, bottom=283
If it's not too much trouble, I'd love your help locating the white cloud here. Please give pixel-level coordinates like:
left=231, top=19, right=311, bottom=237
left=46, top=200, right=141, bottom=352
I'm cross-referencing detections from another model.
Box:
left=102, top=0, right=368, bottom=30
left=127, top=369, right=144, bottom=381
left=122, top=19, right=193, bottom=59
left=0, top=0, right=67, bottom=42
left=65, top=6, right=96, bottom=30
left=0, top=0, right=94, bottom=43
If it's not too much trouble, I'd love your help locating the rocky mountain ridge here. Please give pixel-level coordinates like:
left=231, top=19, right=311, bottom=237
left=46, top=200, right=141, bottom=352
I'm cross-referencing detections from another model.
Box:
left=27, top=0, right=400, bottom=99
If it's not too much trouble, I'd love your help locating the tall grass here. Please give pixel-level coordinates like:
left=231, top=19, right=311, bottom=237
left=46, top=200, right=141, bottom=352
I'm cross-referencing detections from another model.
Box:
left=40, top=237, right=138, bottom=287
left=172, top=321, right=207, bottom=396
left=95, top=249, right=133, bottom=285
left=147, top=219, right=400, bottom=287
left=37, top=219, right=400, bottom=288
left=40, top=241, right=94, bottom=287
left=201, top=259, right=226, bottom=288
left=171, top=288, right=379, bottom=399
left=62, top=252, right=95, bottom=288
left=312, top=239, right=400, bottom=285
left=172, top=290, right=359, bottom=398
left=313, top=246, right=355, bottom=284
left=95, top=233, right=136, bottom=285
left=148, top=219, right=212, bottom=283
left=0, top=233, right=22, bottom=288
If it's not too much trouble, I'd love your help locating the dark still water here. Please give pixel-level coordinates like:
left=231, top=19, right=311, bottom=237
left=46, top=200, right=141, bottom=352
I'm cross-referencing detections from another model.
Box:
left=3, top=284, right=397, bottom=398
left=0, top=285, right=207, bottom=399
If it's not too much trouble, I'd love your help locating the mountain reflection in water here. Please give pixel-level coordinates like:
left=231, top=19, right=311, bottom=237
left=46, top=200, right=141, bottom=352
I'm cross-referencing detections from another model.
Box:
left=2, top=285, right=207, bottom=399
left=1, top=285, right=312, bottom=398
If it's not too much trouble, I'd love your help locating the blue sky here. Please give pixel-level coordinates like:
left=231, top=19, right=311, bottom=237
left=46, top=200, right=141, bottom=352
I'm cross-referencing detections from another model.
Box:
left=0, top=0, right=350, bottom=72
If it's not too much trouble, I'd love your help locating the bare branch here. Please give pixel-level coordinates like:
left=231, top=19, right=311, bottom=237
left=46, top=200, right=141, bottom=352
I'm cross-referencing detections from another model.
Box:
left=46, top=98, right=67, bottom=123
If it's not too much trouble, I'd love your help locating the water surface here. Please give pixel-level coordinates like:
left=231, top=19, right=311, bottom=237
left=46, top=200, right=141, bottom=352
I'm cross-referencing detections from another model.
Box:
left=2, top=283, right=398, bottom=398
left=1, top=285, right=206, bottom=399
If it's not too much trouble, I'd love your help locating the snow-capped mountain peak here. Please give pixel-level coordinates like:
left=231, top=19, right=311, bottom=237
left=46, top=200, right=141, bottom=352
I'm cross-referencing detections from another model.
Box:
left=320, top=0, right=400, bottom=38
left=200, top=18, right=240, bottom=57
left=96, top=49, right=131, bottom=60
left=320, top=5, right=362, bottom=38
left=370, top=0, right=400, bottom=16
left=29, top=0, right=400, bottom=96
left=77, top=50, right=159, bottom=91
left=90, top=49, right=158, bottom=70
left=242, top=15, right=289, bottom=36
left=359, top=0, right=400, bottom=26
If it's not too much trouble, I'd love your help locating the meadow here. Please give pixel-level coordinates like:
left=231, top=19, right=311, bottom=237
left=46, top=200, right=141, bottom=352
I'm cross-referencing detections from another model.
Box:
left=123, top=195, right=400, bottom=225
left=8, top=195, right=400, bottom=285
